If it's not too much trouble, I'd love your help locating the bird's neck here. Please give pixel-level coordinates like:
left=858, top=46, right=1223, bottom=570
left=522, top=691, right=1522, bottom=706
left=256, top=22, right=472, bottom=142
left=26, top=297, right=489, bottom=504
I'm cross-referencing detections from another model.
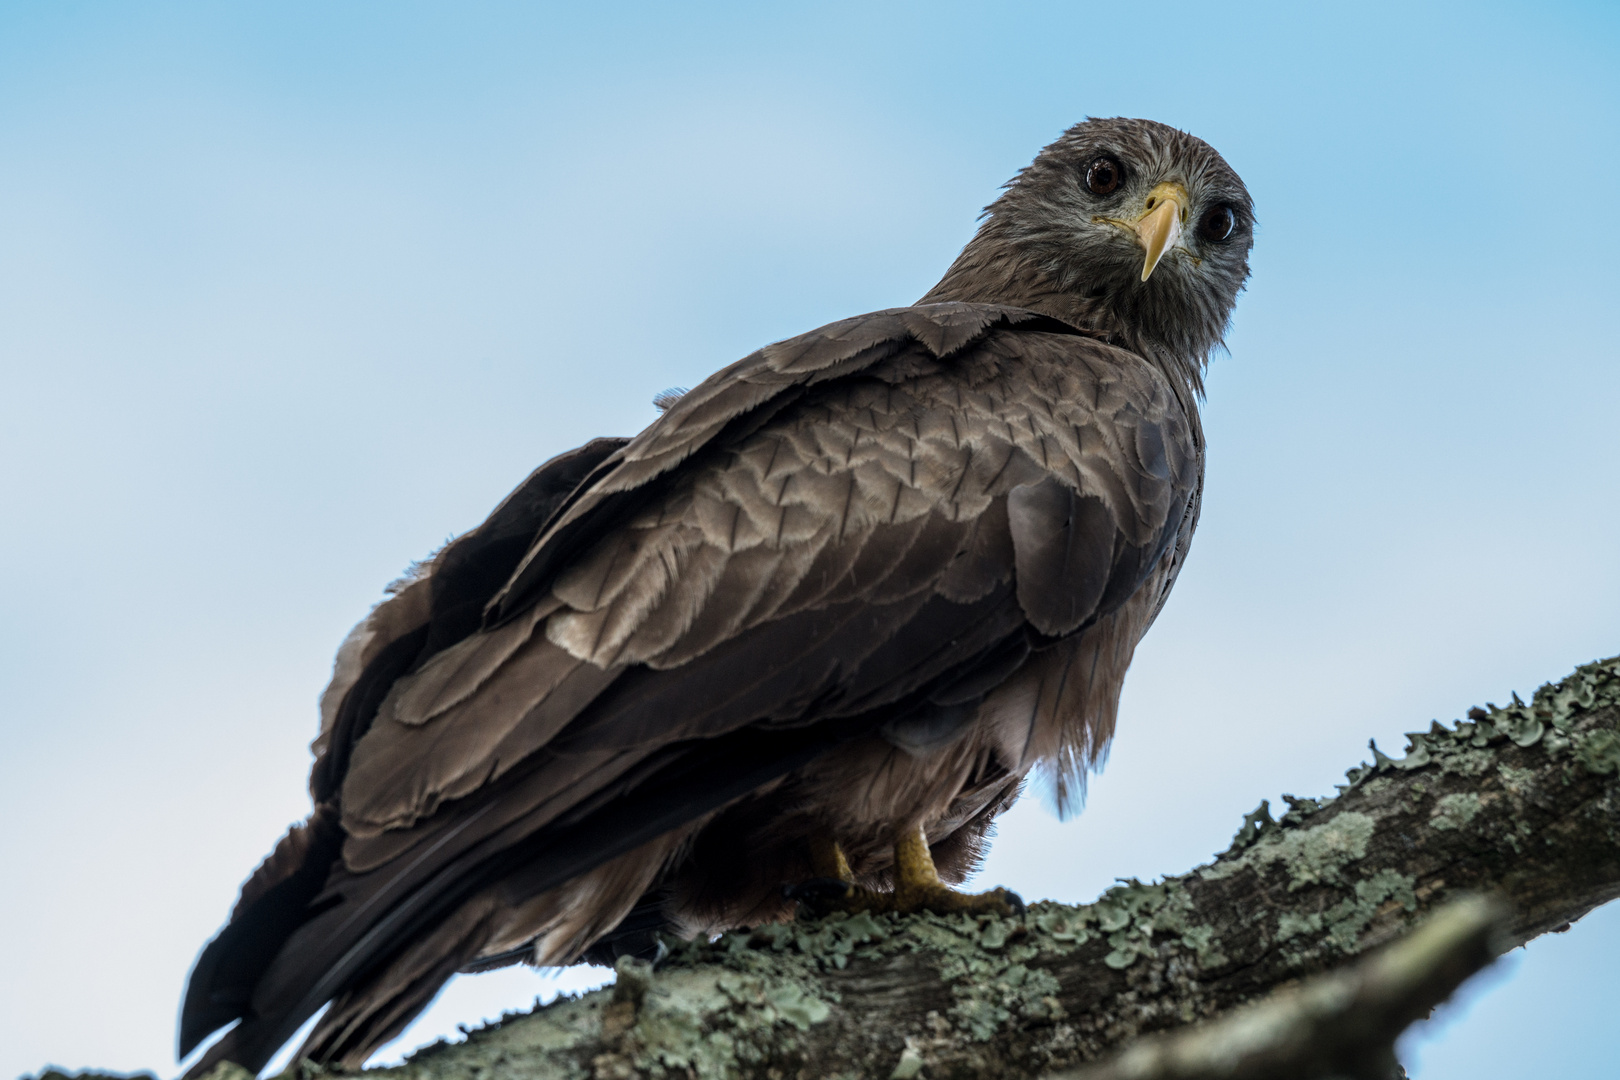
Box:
left=919, top=233, right=1208, bottom=402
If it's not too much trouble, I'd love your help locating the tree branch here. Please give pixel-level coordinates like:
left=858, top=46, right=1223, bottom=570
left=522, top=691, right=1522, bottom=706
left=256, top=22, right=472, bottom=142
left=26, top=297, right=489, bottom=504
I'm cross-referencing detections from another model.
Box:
left=160, top=654, right=1620, bottom=1079
left=1052, top=895, right=1508, bottom=1080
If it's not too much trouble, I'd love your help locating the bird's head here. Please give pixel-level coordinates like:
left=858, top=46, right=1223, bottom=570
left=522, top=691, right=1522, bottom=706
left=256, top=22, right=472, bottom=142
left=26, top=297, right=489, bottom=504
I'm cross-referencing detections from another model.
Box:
left=925, top=117, right=1254, bottom=391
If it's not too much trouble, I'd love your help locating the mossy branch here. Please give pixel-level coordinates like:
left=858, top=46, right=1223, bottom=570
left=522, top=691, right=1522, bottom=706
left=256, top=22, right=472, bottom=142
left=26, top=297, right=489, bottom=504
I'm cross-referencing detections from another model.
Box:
left=1052, top=895, right=1508, bottom=1080
left=48, top=656, right=1620, bottom=1080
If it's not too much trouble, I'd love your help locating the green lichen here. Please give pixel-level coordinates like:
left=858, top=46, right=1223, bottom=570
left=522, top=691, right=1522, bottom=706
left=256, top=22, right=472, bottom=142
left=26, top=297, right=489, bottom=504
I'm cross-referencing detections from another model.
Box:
left=995, top=878, right=1226, bottom=978
left=1272, top=870, right=1415, bottom=956
left=1031, top=905, right=1097, bottom=944
left=1496, top=762, right=1536, bottom=791
left=612, top=941, right=846, bottom=1077
left=1205, top=811, right=1375, bottom=891
left=357, top=922, right=864, bottom=1080
left=381, top=990, right=604, bottom=1080
left=682, top=878, right=1230, bottom=1051
left=1278, top=794, right=1326, bottom=826
left=946, top=957, right=1062, bottom=1040
left=720, top=908, right=894, bottom=972
left=1429, top=793, right=1482, bottom=831
left=1228, top=800, right=1275, bottom=850
left=1574, top=728, right=1620, bottom=776
left=1326, top=870, right=1417, bottom=950
left=1312, top=657, right=1620, bottom=796
left=656, top=904, right=1101, bottom=1051
left=888, top=1044, right=926, bottom=1079
left=1275, top=909, right=1321, bottom=942
left=882, top=910, right=1067, bottom=1038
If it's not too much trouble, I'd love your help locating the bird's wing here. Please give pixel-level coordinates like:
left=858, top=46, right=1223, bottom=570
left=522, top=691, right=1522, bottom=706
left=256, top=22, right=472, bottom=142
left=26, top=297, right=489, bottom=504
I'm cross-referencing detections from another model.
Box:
left=181, top=303, right=1199, bottom=1071
left=306, top=435, right=632, bottom=806
left=334, top=302, right=1194, bottom=848
left=178, top=435, right=627, bottom=1059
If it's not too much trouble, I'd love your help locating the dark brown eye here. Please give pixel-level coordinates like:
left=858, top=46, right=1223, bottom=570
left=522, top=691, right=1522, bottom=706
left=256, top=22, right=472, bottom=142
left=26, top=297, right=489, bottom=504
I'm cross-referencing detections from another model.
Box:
left=1199, top=205, right=1236, bottom=242
left=1085, top=156, right=1123, bottom=195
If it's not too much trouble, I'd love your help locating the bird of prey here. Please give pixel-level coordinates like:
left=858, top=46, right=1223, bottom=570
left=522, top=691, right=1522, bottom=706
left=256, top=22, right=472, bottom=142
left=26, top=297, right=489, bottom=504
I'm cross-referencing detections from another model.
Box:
left=179, top=117, right=1253, bottom=1074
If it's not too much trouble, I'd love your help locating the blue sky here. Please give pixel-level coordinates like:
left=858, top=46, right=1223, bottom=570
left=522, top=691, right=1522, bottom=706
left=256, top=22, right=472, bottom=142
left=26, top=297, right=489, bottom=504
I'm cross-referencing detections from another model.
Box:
left=2, top=1, right=1618, bottom=1076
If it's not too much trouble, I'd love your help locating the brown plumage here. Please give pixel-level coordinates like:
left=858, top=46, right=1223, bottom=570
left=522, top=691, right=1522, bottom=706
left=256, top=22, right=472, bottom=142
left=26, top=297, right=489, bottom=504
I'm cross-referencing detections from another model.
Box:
left=180, top=117, right=1254, bottom=1073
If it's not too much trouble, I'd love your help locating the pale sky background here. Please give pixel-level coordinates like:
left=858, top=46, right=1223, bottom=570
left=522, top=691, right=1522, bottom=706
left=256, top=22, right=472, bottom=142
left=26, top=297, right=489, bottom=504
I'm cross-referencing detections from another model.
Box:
left=2, top=2, right=1618, bottom=1077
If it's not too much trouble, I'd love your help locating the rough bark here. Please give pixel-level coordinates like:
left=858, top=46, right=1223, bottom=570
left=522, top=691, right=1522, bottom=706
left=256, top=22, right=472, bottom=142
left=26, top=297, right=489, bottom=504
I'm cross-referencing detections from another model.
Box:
left=1052, top=895, right=1508, bottom=1080
left=64, top=655, right=1620, bottom=1080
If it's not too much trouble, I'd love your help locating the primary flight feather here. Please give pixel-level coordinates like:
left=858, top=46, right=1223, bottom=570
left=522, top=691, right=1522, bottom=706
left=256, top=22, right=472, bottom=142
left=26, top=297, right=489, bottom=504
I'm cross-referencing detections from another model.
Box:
left=180, top=116, right=1254, bottom=1073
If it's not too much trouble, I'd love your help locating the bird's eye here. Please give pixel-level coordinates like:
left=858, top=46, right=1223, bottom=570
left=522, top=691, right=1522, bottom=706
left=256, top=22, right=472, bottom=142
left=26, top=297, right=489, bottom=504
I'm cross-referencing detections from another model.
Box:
left=1085, top=156, right=1123, bottom=195
left=1199, top=205, right=1236, bottom=242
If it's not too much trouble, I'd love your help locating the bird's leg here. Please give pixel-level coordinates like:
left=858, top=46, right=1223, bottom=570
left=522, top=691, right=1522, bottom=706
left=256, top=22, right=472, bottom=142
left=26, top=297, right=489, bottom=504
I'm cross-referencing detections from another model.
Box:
left=889, top=825, right=1023, bottom=917
left=783, top=834, right=863, bottom=909
left=787, top=827, right=1022, bottom=918
left=808, top=834, right=855, bottom=884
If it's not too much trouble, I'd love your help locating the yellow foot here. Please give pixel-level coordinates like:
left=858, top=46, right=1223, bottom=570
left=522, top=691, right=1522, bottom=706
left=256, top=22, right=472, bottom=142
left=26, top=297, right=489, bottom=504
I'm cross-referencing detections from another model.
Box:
left=894, top=881, right=1025, bottom=917
left=786, top=828, right=1024, bottom=918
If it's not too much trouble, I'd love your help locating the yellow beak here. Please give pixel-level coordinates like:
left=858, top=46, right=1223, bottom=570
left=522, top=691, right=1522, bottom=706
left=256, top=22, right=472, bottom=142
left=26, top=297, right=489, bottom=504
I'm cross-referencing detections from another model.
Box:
left=1134, top=181, right=1191, bottom=282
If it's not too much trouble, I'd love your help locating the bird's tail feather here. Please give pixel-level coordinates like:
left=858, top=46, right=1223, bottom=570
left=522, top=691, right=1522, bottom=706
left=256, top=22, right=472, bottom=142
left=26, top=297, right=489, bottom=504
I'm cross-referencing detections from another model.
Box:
left=300, top=892, right=504, bottom=1067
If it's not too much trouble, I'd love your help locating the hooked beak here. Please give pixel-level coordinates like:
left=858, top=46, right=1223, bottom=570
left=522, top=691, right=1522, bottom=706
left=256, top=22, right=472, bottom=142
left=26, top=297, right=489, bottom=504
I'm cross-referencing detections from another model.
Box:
left=1133, top=181, right=1190, bottom=281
